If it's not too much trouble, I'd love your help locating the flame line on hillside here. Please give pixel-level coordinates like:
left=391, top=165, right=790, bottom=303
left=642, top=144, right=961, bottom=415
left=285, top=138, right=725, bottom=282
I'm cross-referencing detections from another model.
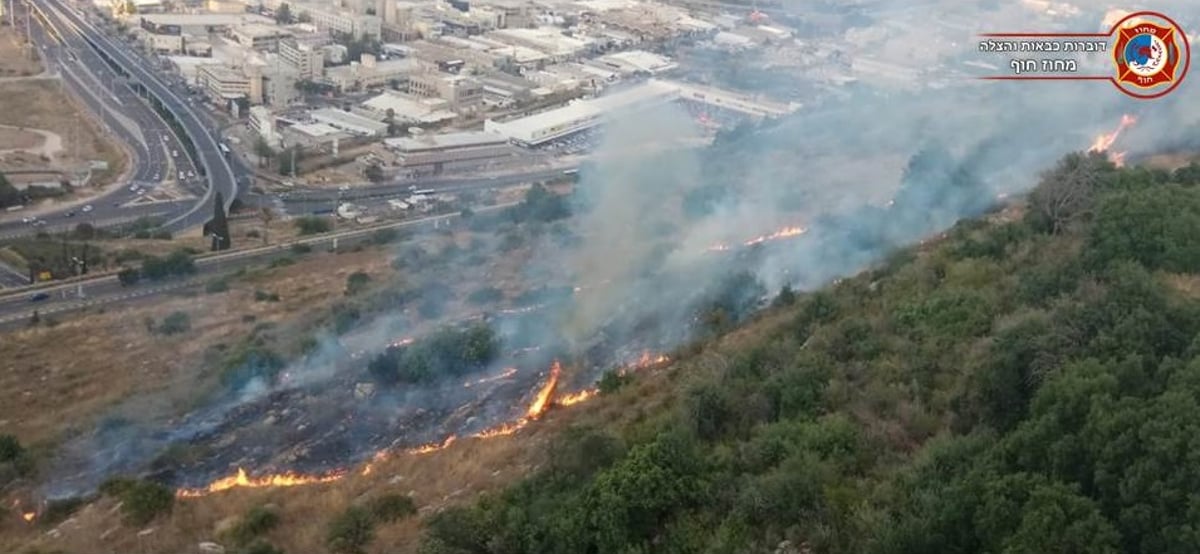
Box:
left=1088, top=114, right=1136, bottom=167
left=176, top=355, right=669, bottom=497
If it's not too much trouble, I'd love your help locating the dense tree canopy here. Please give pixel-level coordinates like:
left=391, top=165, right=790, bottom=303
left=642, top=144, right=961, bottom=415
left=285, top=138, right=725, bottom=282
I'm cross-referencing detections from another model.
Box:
left=420, top=154, right=1200, bottom=554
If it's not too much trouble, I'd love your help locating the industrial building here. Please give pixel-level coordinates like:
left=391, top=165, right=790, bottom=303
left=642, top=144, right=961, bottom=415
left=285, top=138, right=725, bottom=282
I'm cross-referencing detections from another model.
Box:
left=384, top=131, right=514, bottom=173
left=229, top=23, right=293, bottom=51
left=484, top=79, right=798, bottom=146
left=325, top=54, right=424, bottom=91
left=311, top=108, right=389, bottom=137
left=197, top=64, right=262, bottom=104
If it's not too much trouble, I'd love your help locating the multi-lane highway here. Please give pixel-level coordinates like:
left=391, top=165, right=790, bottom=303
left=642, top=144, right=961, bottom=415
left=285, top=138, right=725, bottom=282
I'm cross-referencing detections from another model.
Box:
left=21, top=0, right=243, bottom=230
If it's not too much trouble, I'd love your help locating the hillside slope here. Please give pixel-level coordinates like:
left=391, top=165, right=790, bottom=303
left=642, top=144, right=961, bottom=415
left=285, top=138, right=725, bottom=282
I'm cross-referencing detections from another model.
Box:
left=417, top=153, right=1200, bottom=554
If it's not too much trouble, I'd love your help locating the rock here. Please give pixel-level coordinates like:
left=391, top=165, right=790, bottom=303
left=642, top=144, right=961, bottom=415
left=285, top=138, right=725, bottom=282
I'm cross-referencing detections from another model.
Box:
left=137, top=527, right=156, bottom=537
left=45, top=528, right=61, bottom=539
left=100, top=526, right=118, bottom=541
left=198, top=541, right=226, bottom=553
left=263, top=415, right=278, bottom=426
left=354, top=382, right=376, bottom=400
left=388, top=475, right=404, bottom=485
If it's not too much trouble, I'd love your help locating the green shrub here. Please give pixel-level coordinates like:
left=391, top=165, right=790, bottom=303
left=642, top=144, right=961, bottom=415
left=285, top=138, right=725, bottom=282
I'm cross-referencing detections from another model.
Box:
left=206, top=278, right=230, bottom=293
left=239, top=540, right=285, bottom=554
left=228, top=506, right=281, bottom=546
left=269, top=257, right=295, bottom=268
left=345, top=271, right=371, bottom=296
left=326, top=506, right=375, bottom=554
left=295, top=216, right=332, bottom=236
left=598, top=369, right=632, bottom=395
left=369, top=228, right=399, bottom=245
left=157, top=311, right=191, bottom=335
left=101, top=479, right=173, bottom=526
left=254, top=290, right=281, bottom=302
left=366, top=494, right=417, bottom=524
left=117, top=267, right=141, bottom=286
left=0, top=434, right=23, bottom=462
left=290, top=243, right=313, bottom=255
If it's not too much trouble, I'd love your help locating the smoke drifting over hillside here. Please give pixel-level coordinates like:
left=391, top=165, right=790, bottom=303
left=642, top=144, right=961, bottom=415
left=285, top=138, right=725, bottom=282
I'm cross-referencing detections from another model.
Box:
left=39, top=1, right=1200, bottom=498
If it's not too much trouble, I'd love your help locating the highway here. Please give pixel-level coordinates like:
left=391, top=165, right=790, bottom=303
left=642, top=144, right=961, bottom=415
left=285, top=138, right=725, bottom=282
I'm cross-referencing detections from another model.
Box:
left=0, top=204, right=512, bottom=328
left=28, top=0, right=243, bottom=230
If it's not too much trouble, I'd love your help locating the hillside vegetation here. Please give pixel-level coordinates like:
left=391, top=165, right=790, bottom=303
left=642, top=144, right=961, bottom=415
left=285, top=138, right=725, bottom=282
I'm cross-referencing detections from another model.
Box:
left=418, top=153, right=1200, bottom=554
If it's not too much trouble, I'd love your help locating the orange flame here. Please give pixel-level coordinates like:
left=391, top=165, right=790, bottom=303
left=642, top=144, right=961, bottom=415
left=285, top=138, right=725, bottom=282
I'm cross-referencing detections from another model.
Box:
left=708, top=225, right=807, bottom=252
left=473, top=420, right=524, bottom=438
left=406, top=435, right=457, bottom=455
left=22, top=512, right=35, bottom=523
left=176, top=467, right=345, bottom=497
left=559, top=389, right=597, bottom=406
left=1089, top=114, right=1136, bottom=166
left=632, top=350, right=671, bottom=370
left=526, top=361, right=561, bottom=420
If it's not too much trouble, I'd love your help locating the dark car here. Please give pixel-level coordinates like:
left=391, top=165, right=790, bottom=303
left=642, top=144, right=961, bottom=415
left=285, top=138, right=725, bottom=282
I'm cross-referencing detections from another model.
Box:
left=29, top=292, right=50, bottom=302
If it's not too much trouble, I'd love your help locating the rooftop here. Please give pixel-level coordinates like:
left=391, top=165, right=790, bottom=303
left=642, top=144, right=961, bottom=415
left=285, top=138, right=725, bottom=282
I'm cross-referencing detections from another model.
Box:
left=139, top=13, right=274, bottom=27
left=385, top=130, right=508, bottom=151
left=290, top=122, right=342, bottom=137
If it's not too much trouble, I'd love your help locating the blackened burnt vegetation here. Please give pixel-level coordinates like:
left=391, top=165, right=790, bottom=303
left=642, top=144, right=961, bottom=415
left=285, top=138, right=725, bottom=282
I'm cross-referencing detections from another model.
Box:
left=367, top=323, right=499, bottom=386
left=420, top=155, right=1200, bottom=554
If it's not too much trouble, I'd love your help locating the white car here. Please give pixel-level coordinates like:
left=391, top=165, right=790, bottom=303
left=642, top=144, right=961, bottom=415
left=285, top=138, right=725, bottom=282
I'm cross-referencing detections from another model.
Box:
left=339, top=185, right=350, bottom=192
left=179, top=171, right=184, bottom=180
left=129, top=184, right=138, bottom=192
left=82, top=204, right=93, bottom=213
left=187, top=171, right=195, bottom=178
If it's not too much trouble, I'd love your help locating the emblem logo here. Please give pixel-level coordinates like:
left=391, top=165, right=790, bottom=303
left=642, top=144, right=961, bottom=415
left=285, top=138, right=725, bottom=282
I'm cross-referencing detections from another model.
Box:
left=1110, top=12, right=1190, bottom=98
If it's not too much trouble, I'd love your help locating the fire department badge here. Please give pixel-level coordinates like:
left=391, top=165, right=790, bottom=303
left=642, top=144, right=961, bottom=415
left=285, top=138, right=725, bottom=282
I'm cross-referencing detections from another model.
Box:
left=1110, top=11, right=1190, bottom=98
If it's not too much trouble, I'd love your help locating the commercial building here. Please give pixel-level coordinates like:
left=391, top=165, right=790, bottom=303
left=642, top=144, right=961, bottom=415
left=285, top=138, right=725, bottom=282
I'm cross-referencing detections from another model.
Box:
left=279, top=39, right=325, bottom=80
left=280, top=121, right=348, bottom=149
left=311, top=108, right=389, bottom=137
left=406, top=73, right=483, bottom=111
left=197, top=64, right=262, bottom=104
left=358, top=91, right=457, bottom=125
left=138, top=13, right=275, bottom=34
left=591, top=50, right=678, bottom=75
left=325, top=54, right=424, bottom=91
left=230, top=23, right=293, bottom=51
left=384, top=131, right=513, bottom=171
left=249, top=105, right=279, bottom=146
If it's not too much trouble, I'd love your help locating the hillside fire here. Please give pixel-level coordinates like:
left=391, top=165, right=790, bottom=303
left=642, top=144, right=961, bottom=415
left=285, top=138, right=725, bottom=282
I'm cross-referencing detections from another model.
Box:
left=175, top=467, right=346, bottom=498
left=707, top=224, right=808, bottom=252
left=1088, top=114, right=1136, bottom=167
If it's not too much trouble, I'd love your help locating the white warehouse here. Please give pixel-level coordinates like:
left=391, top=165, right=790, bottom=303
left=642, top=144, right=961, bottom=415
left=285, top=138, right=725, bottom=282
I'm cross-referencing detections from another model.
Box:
left=484, top=79, right=798, bottom=146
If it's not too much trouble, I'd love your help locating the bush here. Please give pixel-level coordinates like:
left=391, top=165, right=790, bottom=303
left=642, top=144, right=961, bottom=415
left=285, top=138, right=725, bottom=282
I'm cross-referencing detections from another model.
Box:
left=157, top=311, right=191, bottom=335
left=102, top=479, right=173, bottom=526
left=369, top=228, right=399, bottom=245
left=295, top=216, right=332, bottom=235
left=268, top=256, right=295, bottom=268
left=206, top=278, right=230, bottom=293
left=366, top=494, right=417, bottom=523
left=367, top=323, right=498, bottom=386
left=240, top=540, right=285, bottom=554
left=326, top=506, right=375, bottom=554
left=117, top=267, right=141, bottom=286
left=598, top=369, right=632, bottom=395
left=254, top=290, right=281, bottom=302
left=0, top=434, right=24, bottom=462
left=228, top=506, right=281, bottom=546
left=140, top=250, right=195, bottom=281
left=345, top=271, right=371, bottom=296
left=290, top=243, right=313, bottom=255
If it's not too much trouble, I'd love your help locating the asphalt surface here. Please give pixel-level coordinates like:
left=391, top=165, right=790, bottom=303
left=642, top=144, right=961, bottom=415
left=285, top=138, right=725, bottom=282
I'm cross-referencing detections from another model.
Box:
left=0, top=205, right=510, bottom=328
left=28, top=0, right=242, bottom=229
left=0, top=0, right=199, bottom=236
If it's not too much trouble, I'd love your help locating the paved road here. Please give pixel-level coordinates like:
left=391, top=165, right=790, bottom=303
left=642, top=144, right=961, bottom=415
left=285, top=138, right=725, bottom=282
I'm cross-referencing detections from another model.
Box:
left=26, top=0, right=243, bottom=230
left=0, top=205, right=511, bottom=328
left=0, top=0, right=200, bottom=243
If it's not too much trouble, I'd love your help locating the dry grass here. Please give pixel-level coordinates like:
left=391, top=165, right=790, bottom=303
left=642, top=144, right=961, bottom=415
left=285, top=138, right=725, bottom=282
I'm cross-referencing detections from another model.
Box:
left=0, top=248, right=392, bottom=448
left=0, top=27, right=42, bottom=77
left=0, top=80, right=127, bottom=188
left=0, top=127, right=44, bottom=150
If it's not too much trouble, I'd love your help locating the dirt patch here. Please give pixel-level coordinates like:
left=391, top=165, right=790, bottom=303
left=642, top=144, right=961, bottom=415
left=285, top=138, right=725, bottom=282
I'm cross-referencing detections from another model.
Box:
left=0, top=127, right=46, bottom=151
left=0, top=80, right=127, bottom=189
left=0, top=27, right=42, bottom=77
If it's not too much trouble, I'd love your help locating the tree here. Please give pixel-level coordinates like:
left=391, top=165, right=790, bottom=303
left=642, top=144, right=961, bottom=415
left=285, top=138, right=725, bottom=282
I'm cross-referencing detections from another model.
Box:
left=294, top=216, right=331, bottom=235
left=203, top=191, right=232, bottom=251
left=274, top=2, right=294, bottom=24
left=1026, top=151, right=1111, bottom=234
left=296, top=10, right=311, bottom=23
left=278, top=146, right=302, bottom=176
left=0, top=172, right=20, bottom=208
left=326, top=506, right=375, bottom=554
left=364, top=164, right=384, bottom=183
left=345, top=271, right=371, bottom=296
left=253, top=137, right=276, bottom=167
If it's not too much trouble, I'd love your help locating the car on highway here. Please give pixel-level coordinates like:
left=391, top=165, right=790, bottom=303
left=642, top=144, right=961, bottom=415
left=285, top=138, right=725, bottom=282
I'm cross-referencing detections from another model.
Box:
left=66, top=211, right=76, bottom=217
left=29, top=292, right=50, bottom=303
left=82, top=204, right=93, bottom=213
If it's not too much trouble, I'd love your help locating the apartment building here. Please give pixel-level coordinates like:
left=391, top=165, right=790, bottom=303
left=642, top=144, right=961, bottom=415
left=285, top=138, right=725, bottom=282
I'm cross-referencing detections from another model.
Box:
left=279, top=39, right=325, bottom=80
